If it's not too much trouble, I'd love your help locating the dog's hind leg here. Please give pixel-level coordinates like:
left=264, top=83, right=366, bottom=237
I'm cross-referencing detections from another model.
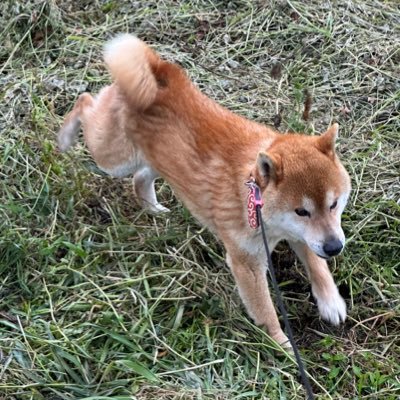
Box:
left=133, top=166, right=169, bottom=213
left=289, top=241, right=346, bottom=326
left=57, top=93, right=94, bottom=152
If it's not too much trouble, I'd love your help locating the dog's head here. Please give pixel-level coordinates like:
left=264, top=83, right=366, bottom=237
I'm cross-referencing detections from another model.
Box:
left=255, top=124, right=351, bottom=259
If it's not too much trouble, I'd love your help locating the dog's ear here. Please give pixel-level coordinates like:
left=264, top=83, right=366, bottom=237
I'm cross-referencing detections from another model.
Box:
left=316, top=123, right=339, bottom=159
left=255, top=151, right=282, bottom=188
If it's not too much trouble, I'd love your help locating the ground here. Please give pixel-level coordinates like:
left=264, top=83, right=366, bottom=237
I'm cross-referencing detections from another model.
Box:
left=0, top=0, right=399, bottom=399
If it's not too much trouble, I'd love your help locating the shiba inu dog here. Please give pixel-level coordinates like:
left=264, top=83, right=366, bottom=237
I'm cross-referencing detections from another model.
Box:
left=57, top=85, right=169, bottom=213
left=102, top=34, right=351, bottom=347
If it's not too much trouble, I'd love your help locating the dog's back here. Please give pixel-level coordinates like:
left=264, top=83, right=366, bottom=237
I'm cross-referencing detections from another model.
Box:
left=104, top=34, right=275, bottom=230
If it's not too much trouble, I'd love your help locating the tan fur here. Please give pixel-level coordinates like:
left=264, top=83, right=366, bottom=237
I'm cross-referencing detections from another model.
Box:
left=57, top=84, right=169, bottom=213
left=103, top=34, right=351, bottom=347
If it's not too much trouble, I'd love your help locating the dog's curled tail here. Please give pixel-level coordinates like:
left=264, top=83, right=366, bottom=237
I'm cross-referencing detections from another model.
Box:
left=104, top=34, right=159, bottom=110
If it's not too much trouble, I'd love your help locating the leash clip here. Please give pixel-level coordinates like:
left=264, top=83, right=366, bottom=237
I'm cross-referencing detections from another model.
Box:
left=245, top=179, right=264, bottom=229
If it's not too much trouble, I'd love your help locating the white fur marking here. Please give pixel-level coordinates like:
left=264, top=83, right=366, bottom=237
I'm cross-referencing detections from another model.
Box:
left=100, top=160, right=137, bottom=178
left=302, top=196, right=315, bottom=213
left=314, top=286, right=347, bottom=325
left=103, top=33, right=141, bottom=63
left=325, top=190, right=336, bottom=208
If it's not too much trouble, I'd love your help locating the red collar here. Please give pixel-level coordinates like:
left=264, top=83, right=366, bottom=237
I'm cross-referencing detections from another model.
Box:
left=245, top=178, right=264, bottom=229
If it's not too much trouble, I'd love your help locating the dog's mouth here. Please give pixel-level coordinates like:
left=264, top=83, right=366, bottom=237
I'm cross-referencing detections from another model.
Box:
left=316, top=253, right=331, bottom=260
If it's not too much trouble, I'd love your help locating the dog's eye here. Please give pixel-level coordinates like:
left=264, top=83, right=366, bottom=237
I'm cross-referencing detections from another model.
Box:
left=295, top=208, right=310, bottom=217
left=330, top=200, right=338, bottom=210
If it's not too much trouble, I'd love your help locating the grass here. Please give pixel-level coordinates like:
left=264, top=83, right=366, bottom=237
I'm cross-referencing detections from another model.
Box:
left=0, top=0, right=399, bottom=398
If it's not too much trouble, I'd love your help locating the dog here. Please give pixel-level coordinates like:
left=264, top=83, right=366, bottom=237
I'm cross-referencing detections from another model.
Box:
left=57, top=84, right=169, bottom=214
left=100, top=34, right=351, bottom=348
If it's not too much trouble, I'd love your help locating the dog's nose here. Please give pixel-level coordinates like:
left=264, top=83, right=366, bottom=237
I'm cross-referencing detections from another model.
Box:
left=323, top=238, right=343, bottom=257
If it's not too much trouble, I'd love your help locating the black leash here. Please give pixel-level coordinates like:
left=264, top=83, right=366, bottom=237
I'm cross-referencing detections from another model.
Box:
left=256, top=205, right=315, bottom=400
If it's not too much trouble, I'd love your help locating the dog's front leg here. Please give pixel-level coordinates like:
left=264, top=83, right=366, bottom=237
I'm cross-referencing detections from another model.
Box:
left=225, top=247, right=290, bottom=348
left=289, top=241, right=346, bottom=325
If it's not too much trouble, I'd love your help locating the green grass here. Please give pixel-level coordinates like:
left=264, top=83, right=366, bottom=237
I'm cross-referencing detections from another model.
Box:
left=1, top=0, right=399, bottom=399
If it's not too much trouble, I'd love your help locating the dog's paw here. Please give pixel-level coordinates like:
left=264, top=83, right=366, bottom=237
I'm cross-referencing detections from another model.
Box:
left=315, top=288, right=347, bottom=326
left=146, top=203, right=170, bottom=214
left=270, top=330, right=292, bottom=350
